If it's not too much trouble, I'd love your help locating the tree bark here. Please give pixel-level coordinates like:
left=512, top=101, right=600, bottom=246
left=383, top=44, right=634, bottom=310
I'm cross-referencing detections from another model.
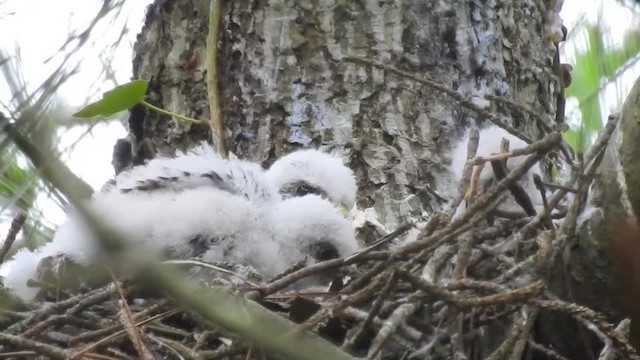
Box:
left=127, top=0, right=560, bottom=229
left=122, top=0, right=627, bottom=358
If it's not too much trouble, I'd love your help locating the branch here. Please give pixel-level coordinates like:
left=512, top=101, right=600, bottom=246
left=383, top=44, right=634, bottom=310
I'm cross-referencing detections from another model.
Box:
left=343, top=56, right=535, bottom=144
left=0, top=333, right=71, bottom=359
left=0, top=211, right=26, bottom=265
left=206, top=0, right=228, bottom=158
left=0, top=115, right=93, bottom=200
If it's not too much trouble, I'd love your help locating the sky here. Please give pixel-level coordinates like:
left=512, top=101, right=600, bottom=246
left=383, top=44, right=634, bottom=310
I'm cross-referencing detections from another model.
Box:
left=0, top=0, right=638, bottom=227
left=0, top=0, right=152, bottom=225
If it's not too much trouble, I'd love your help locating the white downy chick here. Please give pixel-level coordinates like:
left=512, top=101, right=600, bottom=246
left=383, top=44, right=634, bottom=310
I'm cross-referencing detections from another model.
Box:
left=450, top=126, right=545, bottom=216
left=104, top=143, right=278, bottom=203
left=1, top=187, right=257, bottom=301
left=197, top=194, right=358, bottom=283
left=1, top=146, right=360, bottom=301
left=1, top=187, right=359, bottom=301
left=105, top=144, right=357, bottom=211
left=266, top=149, right=357, bottom=211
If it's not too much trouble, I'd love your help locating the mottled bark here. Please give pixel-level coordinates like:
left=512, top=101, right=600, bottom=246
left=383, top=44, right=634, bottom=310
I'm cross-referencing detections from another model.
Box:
left=127, top=0, right=560, bottom=229
left=122, top=0, right=629, bottom=358
left=615, top=76, right=640, bottom=220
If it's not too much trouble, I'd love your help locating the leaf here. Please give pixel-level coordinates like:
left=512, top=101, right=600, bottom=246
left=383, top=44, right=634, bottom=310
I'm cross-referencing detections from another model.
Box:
left=73, top=80, right=148, bottom=118
left=566, top=26, right=604, bottom=138
left=0, top=157, right=37, bottom=210
left=565, top=24, right=640, bottom=151
left=562, top=128, right=585, bottom=153
left=21, top=218, right=55, bottom=249
left=600, top=29, right=640, bottom=80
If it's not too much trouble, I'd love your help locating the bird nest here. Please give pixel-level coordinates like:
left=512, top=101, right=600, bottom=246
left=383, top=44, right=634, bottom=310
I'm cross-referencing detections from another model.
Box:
left=1, top=119, right=638, bottom=360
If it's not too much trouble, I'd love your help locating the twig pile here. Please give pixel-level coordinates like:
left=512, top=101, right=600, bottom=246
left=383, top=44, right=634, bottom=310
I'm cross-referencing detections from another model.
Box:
left=0, top=117, right=635, bottom=359
left=0, top=117, right=640, bottom=359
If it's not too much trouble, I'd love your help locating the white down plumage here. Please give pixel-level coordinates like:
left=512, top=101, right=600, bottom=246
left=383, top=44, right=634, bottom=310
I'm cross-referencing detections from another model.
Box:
left=1, top=144, right=359, bottom=301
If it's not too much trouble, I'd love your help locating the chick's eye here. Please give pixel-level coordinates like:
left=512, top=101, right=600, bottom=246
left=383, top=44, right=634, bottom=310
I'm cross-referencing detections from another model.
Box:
left=311, top=242, right=340, bottom=262
left=295, top=184, right=314, bottom=196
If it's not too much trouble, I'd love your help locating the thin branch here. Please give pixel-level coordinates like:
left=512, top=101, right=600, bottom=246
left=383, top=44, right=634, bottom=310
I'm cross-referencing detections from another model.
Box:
left=530, top=299, right=640, bottom=360
left=163, top=259, right=262, bottom=288
left=111, top=273, right=156, bottom=360
left=485, top=94, right=554, bottom=132
left=399, top=131, right=561, bottom=257
left=206, top=0, right=228, bottom=158
left=507, top=113, right=618, bottom=244
left=0, top=333, right=71, bottom=359
left=141, top=100, right=206, bottom=125
left=342, top=56, right=534, bottom=144
left=0, top=116, right=93, bottom=200
left=342, top=271, right=397, bottom=351
left=0, top=211, right=26, bottom=265
left=399, top=270, right=545, bottom=308
left=71, top=309, right=180, bottom=359
left=446, top=127, right=479, bottom=218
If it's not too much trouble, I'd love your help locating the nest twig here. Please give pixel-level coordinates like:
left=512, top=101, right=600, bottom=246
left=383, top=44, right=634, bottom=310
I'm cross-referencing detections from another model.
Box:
left=0, top=92, right=633, bottom=359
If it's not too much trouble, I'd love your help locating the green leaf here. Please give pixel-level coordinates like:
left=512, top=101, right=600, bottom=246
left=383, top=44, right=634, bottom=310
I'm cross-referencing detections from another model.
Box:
left=563, top=24, right=640, bottom=152
left=73, top=79, right=148, bottom=118
left=565, top=24, right=640, bottom=148
left=600, top=29, right=640, bottom=80
left=0, top=157, right=37, bottom=210
left=566, top=26, right=604, bottom=136
left=563, top=128, right=585, bottom=154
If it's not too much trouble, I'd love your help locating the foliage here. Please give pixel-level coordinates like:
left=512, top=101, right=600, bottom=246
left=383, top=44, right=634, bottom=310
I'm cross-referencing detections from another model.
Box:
left=74, top=79, right=205, bottom=125
left=564, top=24, right=640, bottom=152
left=0, top=0, right=136, bottom=250
left=0, top=49, right=63, bottom=249
left=73, top=79, right=147, bottom=118
left=0, top=157, right=35, bottom=211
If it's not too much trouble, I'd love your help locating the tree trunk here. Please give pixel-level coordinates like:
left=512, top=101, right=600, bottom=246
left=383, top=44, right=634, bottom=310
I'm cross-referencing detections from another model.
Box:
left=127, top=0, right=561, bottom=229
left=121, top=0, right=628, bottom=358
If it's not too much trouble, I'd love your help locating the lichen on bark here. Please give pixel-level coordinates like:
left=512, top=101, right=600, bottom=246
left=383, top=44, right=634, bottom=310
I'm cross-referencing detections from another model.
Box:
left=128, top=0, right=559, bottom=232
